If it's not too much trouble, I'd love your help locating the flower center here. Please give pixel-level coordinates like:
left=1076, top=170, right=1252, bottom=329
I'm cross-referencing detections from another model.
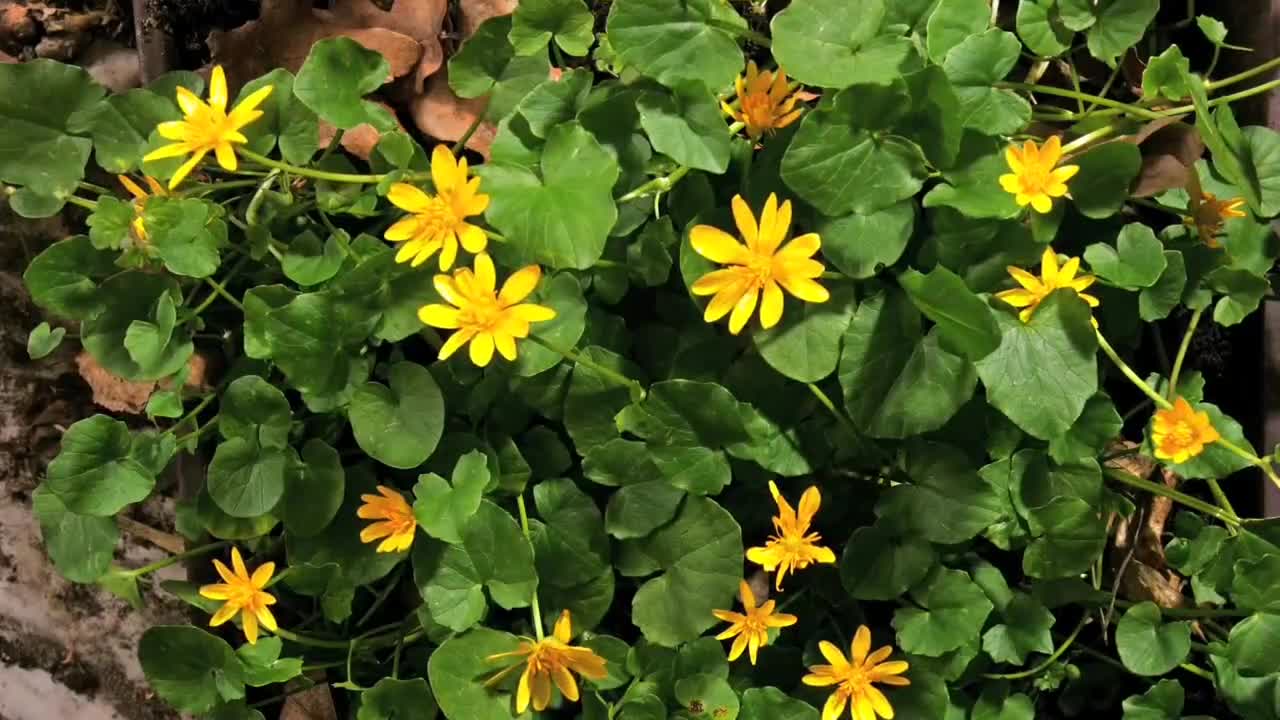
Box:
left=417, top=196, right=460, bottom=237
left=1169, top=420, right=1196, bottom=448
left=745, top=253, right=774, bottom=286
left=743, top=92, right=775, bottom=129
left=1018, top=165, right=1052, bottom=194
left=840, top=666, right=871, bottom=694
left=187, top=107, right=238, bottom=151
left=459, top=293, right=505, bottom=332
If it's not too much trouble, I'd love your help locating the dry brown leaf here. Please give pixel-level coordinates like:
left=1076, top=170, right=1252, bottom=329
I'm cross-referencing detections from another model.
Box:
left=1128, top=121, right=1205, bottom=198
left=76, top=352, right=212, bottom=415
left=280, top=681, right=338, bottom=720
left=459, top=0, right=519, bottom=38
left=409, top=71, right=496, bottom=157
left=317, top=100, right=406, bottom=161
left=207, top=0, right=444, bottom=93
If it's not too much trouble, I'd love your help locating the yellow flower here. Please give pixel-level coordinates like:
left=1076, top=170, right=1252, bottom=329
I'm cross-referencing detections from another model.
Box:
left=995, top=246, right=1100, bottom=323
left=485, top=610, right=608, bottom=714
left=143, top=66, right=273, bottom=189
left=1152, top=397, right=1221, bottom=463
left=722, top=61, right=804, bottom=140
left=117, top=174, right=167, bottom=243
left=418, top=253, right=556, bottom=367
left=746, top=480, right=835, bottom=590
left=690, top=193, right=829, bottom=335
left=712, top=579, right=798, bottom=664
left=198, top=547, right=278, bottom=645
left=802, top=625, right=910, bottom=720
left=384, top=145, right=491, bottom=270
left=998, top=135, right=1080, bottom=213
left=357, top=485, right=417, bottom=553
left=1186, top=191, right=1246, bottom=248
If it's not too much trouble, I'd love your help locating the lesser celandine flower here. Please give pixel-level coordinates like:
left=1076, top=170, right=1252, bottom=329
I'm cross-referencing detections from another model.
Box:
left=746, top=480, right=835, bottom=590
left=357, top=485, right=417, bottom=553
left=1152, top=397, right=1220, bottom=463
left=198, top=547, right=278, bottom=645
left=485, top=610, right=608, bottom=714
left=1187, top=190, right=1247, bottom=248
left=144, top=66, right=273, bottom=189
left=690, top=193, right=829, bottom=335
left=384, top=146, right=490, bottom=270
left=802, top=625, right=910, bottom=720
left=722, top=61, right=804, bottom=140
left=995, top=246, right=1100, bottom=323
left=418, top=253, right=556, bottom=367
left=117, top=174, right=166, bottom=242
left=712, top=579, right=797, bottom=664
left=999, top=135, right=1079, bottom=213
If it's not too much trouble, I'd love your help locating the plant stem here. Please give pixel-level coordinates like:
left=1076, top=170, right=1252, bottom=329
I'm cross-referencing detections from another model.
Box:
left=123, top=540, right=229, bottom=578
left=273, top=627, right=361, bottom=650
left=452, top=113, right=486, bottom=155
left=618, top=166, right=691, bottom=203
left=1095, top=331, right=1172, bottom=410
left=1206, top=55, right=1280, bottom=91
left=1061, top=125, right=1119, bottom=155
left=183, top=179, right=267, bottom=197
left=64, top=194, right=98, bottom=211
left=981, top=616, right=1089, bottom=680
left=1111, top=597, right=1250, bottom=618
left=710, top=21, right=770, bottom=46
left=245, top=170, right=281, bottom=226
left=204, top=276, right=245, bottom=313
left=516, top=495, right=545, bottom=641
left=1001, top=82, right=1165, bottom=120
left=174, top=416, right=219, bottom=446
left=171, top=392, right=217, bottom=433
left=1180, top=663, right=1215, bottom=681
left=529, top=335, right=646, bottom=401
left=239, top=148, right=412, bottom=185
left=184, top=256, right=249, bottom=324
left=807, top=383, right=860, bottom=440
left=1104, top=468, right=1240, bottom=528
left=1168, top=308, right=1202, bottom=400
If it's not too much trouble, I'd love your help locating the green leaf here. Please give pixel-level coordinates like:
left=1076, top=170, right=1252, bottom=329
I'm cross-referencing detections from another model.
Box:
left=219, top=375, right=292, bottom=449
left=1139, top=250, right=1187, bottom=321
left=413, top=451, right=489, bottom=544
left=1084, top=223, right=1167, bottom=289
left=235, top=637, right=303, bottom=687
left=350, top=362, right=445, bottom=469
left=781, top=87, right=927, bottom=216
left=1122, top=679, right=1185, bottom=720
left=840, top=521, right=936, bottom=601
left=923, top=133, right=1021, bottom=218
left=1142, top=46, right=1190, bottom=101
left=926, top=0, right=991, bottom=63
left=1116, top=601, right=1191, bottom=676
left=1017, top=0, right=1074, bottom=57
left=771, top=0, right=915, bottom=89
left=517, top=69, right=593, bottom=138
left=207, top=437, right=291, bottom=518
left=976, top=291, right=1098, bottom=440
left=46, top=415, right=171, bottom=516
left=616, top=380, right=751, bottom=447
left=606, top=0, right=745, bottom=90
left=359, top=677, right=438, bottom=720
left=899, top=267, right=1000, bottom=361
left=237, top=69, right=318, bottom=166
left=1233, top=556, right=1280, bottom=613
left=27, top=321, right=66, bottom=360
left=89, top=80, right=186, bottom=173
left=818, top=201, right=915, bottom=278
left=627, top=496, right=742, bottom=645
left=877, top=442, right=1004, bottom=544
left=1225, top=613, right=1280, bottom=676
left=650, top=445, right=730, bottom=495
left=295, top=38, right=395, bottom=131
left=413, top=540, right=488, bottom=631
left=467, top=500, right=539, bottom=608
left=22, top=235, right=119, bottom=319
left=942, top=30, right=1032, bottom=136
left=1057, top=0, right=1097, bottom=30
left=1023, top=497, right=1107, bottom=578
left=123, top=292, right=177, bottom=371
left=753, top=284, right=855, bottom=382
left=972, top=687, right=1035, bottom=720
left=893, top=567, right=994, bottom=656
left=139, top=626, right=244, bottom=714
left=676, top=674, right=739, bottom=720
left=86, top=195, right=135, bottom=250
left=1152, top=402, right=1255, bottom=480
left=510, top=0, right=594, bottom=56
left=839, top=289, right=977, bottom=438
left=1086, top=0, right=1159, bottom=65
left=1197, top=15, right=1240, bottom=48
left=279, top=439, right=345, bottom=537
left=1049, top=393, right=1123, bottom=462
left=565, top=348, right=644, bottom=453
left=638, top=82, right=732, bottom=173
left=982, top=593, right=1055, bottom=664
left=740, top=687, right=820, bottom=720
left=1070, top=141, right=1141, bottom=218
left=287, top=469, right=406, bottom=589
left=1209, top=266, right=1269, bottom=326
left=901, top=66, right=964, bottom=169
left=480, top=123, right=618, bottom=269
left=512, top=272, right=588, bottom=376
left=0, top=59, right=102, bottom=200
left=450, top=16, right=551, bottom=122
left=81, top=272, right=192, bottom=381
left=281, top=230, right=346, bottom=287
left=33, top=485, right=118, bottom=582
left=428, top=628, right=526, bottom=720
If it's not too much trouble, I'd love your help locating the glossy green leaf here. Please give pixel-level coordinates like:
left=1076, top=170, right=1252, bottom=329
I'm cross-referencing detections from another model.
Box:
left=33, top=485, right=118, bottom=582
left=450, top=16, right=551, bottom=122
left=1086, top=0, right=1159, bottom=65
left=1116, top=602, right=1191, bottom=676
left=46, top=415, right=172, bottom=516
left=1017, top=0, right=1074, bottom=57
left=942, top=30, right=1031, bottom=136
left=753, top=284, right=856, bottom=382
left=350, top=362, right=445, bottom=469
left=510, top=0, right=595, bottom=56
left=1084, top=223, right=1167, bottom=289
left=429, top=628, right=526, bottom=720
left=899, top=266, right=1000, bottom=360
left=772, top=0, right=914, bottom=89
left=1122, top=679, right=1185, bottom=720
left=1070, top=141, right=1141, bottom=218
left=893, top=567, right=994, bottom=656
left=606, top=0, right=745, bottom=90
left=638, top=83, right=732, bottom=173
left=26, top=321, right=66, bottom=360
left=294, top=38, right=395, bottom=131
left=0, top=59, right=102, bottom=201
left=278, top=439, right=345, bottom=538
left=925, top=0, right=990, bottom=63
left=840, top=521, right=936, bottom=601
left=81, top=272, right=193, bottom=381
left=413, top=451, right=489, bottom=545
left=207, top=437, right=291, bottom=518
left=359, top=677, right=437, bottom=720
left=139, top=626, right=244, bottom=714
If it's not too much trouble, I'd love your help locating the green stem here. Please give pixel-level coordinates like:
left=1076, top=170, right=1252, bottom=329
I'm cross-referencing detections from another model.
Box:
left=356, top=566, right=404, bottom=628
left=1205, top=55, right=1280, bottom=91
left=1104, top=468, right=1240, bottom=528
left=711, top=21, right=770, bottom=47
left=452, top=113, right=486, bottom=155
left=483, top=228, right=507, bottom=243
left=1095, top=331, right=1173, bottom=410
left=204, top=277, right=245, bottom=313
left=65, top=194, right=98, bottom=211
left=807, top=383, right=860, bottom=440
left=618, top=166, right=691, bottom=204
left=184, top=257, right=249, bottom=324
left=517, top=495, right=545, bottom=641
left=273, top=627, right=360, bottom=650
left=245, top=170, right=281, bottom=227
left=1111, top=597, right=1250, bottom=618
left=1168, top=308, right=1202, bottom=401
left=78, top=180, right=112, bottom=195
left=171, top=392, right=217, bottom=433
left=1000, top=82, right=1165, bottom=120
left=1152, top=77, right=1280, bottom=118
left=1061, top=125, right=1119, bottom=156
left=981, top=616, right=1089, bottom=680
left=239, top=148, right=409, bottom=185
left=530, top=335, right=646, bottom=401
left=123, top=541, right=229, bottom=578
left=174, top=416, right=219, bottom=446
left=183, top=179, right=264, bottom=197
left=1180, top=663, right=1215, bottom=681
left=319, top=128, right=344, bottom=164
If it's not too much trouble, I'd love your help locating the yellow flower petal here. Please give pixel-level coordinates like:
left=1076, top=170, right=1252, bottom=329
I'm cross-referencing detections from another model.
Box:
left=691, top=225, right=749, bottom=264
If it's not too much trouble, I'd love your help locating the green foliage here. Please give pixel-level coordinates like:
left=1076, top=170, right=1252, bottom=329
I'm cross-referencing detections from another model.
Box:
left=19, top=9, right=1280, bottom=720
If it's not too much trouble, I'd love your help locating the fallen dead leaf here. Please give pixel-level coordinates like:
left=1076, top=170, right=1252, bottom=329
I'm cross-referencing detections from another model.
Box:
left=409, top=70, right=496, bottom=158
left=1128, top=120, right=1205, bottom=198
left=459, top=0, right=519, bottom=38
left=280, top=680, right=338, bottom=720
left=77, top=351, right=212, bottom=414
left=208, top=0, right=445, bottom=94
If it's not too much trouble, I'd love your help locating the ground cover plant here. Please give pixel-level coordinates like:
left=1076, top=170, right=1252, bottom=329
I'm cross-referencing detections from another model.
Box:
left=14, top=0, right=1280, bottom=717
